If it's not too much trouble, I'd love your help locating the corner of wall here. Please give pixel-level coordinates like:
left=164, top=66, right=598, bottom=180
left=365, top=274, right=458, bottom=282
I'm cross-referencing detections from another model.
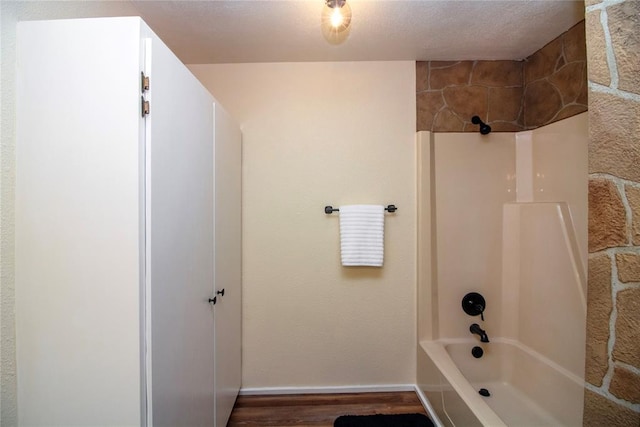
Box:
left=584, top=0, right=640, bottom=423
left=416, top=131, right=438, bottom=342
left=522, top=20, right=588, bottom=130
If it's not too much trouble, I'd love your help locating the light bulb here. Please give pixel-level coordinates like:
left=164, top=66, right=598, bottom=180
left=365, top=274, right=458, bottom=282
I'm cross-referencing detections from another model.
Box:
left=321, top=0, right=352, bottom=35
left=331, top=7, right=344, bottom=28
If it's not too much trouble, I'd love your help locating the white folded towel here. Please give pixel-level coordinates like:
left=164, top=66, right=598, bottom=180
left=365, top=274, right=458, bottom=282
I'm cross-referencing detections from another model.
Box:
left=339, top=204, right=385, bottom=267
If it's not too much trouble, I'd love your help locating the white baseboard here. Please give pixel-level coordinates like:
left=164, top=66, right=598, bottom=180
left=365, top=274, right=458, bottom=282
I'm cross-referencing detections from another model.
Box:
left=239, top=384, right=416, bottom=396
left=413, top=385, right=444, bottom=427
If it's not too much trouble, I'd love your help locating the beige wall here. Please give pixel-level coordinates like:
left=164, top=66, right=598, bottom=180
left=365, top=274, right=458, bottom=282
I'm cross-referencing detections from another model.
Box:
left=189, top=62, right=417, bottom=389
left=584, top=0, right=640, bottom=424
left=1, top=3, right=141, bottom=424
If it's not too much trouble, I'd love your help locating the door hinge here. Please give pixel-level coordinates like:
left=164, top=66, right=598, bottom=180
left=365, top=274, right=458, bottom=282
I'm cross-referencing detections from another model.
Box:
left=141, top=72, right=150, bottom=92
left=141, top=72, right=150, bottom=117
left=141, top=96, right=150, bottom=117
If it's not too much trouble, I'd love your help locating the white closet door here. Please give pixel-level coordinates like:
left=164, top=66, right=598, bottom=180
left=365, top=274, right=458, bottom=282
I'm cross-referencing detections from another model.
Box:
left=15, top=18, right=144, bottom=426
left=143, top=27, right=216, bottom=426
left=213, top=104, right=243, bottom=427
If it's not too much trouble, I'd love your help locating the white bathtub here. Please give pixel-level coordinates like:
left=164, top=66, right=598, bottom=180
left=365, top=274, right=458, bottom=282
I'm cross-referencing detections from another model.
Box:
left=418, top=339, right=584, bottom=427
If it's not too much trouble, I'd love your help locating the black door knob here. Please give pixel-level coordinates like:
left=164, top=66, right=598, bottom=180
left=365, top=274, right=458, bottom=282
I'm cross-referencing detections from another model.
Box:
left=216, top=289, right=225, bottom=297
left=208, top=297, right=217, bottom=305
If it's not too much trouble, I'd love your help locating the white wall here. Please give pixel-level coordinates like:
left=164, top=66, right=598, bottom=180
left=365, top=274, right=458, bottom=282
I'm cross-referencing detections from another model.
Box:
left=1, top=3, right=140, bottom=424
left=189, top=62, right=417, bottom=389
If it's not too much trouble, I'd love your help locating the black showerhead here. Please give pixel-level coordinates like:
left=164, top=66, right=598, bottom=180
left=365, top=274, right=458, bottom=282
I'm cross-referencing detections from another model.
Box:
left=471, top=116, right=492, bottom=135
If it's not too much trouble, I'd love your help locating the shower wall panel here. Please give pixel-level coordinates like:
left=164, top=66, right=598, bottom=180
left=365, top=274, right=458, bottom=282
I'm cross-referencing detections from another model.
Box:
left=426, top=113, right=587, bottom=341
left=433, top=133, right=515, bottom=339
left=531, top=113, right=588, bottom=274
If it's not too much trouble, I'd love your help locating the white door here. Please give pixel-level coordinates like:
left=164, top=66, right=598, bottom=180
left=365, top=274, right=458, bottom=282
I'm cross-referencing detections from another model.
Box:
left=143, top=26, right=216, bottom=426
left=15, top=18, right=145, bottom=426
left=213, top=105, right=243, bottom=427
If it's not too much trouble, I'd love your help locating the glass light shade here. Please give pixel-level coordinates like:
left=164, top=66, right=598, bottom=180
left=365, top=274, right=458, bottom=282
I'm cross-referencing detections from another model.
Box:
left=320, top=0, right=352, bottom=45
left=321, top=0, right=352, bottom=34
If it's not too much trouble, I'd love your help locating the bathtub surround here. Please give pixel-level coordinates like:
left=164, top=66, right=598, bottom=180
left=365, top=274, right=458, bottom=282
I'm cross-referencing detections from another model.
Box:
left=584, top=0, right=640, bottom=424
left=430, top=131, right=516, bottom=340
left=416, top=20, right=587, bottom=133
left=416, top=113, right=588, bottom=425
left=421, top=114, right=588, bottom=343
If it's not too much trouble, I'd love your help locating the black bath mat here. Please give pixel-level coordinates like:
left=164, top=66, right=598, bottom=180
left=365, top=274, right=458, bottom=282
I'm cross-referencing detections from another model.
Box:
left=334, top=413, right=434, bottom=427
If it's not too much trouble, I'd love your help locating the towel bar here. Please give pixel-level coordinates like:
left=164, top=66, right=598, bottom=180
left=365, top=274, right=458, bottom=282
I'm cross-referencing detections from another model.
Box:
left=324, top=204, right=397, bottom=214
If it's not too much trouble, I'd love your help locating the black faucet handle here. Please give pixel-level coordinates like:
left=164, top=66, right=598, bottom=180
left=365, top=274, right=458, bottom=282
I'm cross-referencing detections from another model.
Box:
left=462, top=292, right=486, bottom=320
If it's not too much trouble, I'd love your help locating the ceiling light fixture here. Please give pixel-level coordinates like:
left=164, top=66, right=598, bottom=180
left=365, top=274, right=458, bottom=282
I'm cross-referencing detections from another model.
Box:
left=321, top=0, right=352, bottom=44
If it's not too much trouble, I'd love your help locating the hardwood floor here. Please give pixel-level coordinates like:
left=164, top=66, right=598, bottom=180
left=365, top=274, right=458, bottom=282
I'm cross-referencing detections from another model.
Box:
left=227, top=391, right=429, bottom=426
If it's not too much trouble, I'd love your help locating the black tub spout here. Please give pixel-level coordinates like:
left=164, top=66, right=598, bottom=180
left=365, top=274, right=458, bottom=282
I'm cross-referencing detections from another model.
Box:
left=470, top=323, right=490, bottom=343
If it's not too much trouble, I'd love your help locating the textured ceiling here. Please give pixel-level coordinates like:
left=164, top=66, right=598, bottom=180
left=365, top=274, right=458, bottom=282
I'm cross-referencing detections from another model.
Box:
left=129, top=0, right=585, bottom=64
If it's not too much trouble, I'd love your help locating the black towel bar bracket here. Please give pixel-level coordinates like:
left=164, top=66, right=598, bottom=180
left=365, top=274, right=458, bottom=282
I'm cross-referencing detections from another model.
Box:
left=324, top=205, right=397, bottom=214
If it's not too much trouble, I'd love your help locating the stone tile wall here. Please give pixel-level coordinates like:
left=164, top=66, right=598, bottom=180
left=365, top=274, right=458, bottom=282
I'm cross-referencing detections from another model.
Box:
left=416, top=21, right=587, bottom=132
left=416, top=60, right=524, bottom=132
left=523, top=20, right=588, bottom=128
left=584, top=0, right=640, bottom=425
